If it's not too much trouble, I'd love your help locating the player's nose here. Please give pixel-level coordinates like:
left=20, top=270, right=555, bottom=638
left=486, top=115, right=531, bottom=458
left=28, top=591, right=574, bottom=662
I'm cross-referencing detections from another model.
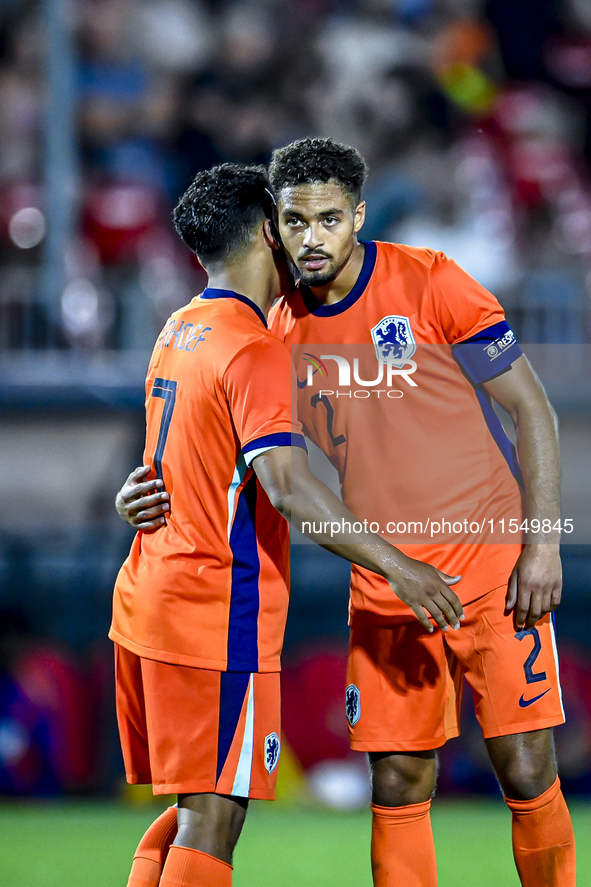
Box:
left=303, top=223, right=323, bottom=249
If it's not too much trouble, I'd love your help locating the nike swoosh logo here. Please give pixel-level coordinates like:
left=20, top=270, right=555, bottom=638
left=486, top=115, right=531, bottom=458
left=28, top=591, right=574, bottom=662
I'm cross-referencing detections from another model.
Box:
left=519, top=689, right=551, bottom=708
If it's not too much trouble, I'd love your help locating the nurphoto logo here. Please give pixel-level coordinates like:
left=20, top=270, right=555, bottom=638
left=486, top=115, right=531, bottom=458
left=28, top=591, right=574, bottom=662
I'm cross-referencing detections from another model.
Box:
left=301, top=353, right=417, bottom=393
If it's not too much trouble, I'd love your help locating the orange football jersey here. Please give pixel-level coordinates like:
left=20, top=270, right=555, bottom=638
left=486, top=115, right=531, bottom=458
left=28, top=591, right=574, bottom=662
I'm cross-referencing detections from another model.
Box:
left=270, top=241, right=523, bottom=618
left=110, top=289, right=305, bottom=671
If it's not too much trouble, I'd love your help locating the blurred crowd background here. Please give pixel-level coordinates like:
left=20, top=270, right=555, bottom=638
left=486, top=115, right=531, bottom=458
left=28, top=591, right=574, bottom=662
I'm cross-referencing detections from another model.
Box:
left=1, top=0, right=591, bottom=806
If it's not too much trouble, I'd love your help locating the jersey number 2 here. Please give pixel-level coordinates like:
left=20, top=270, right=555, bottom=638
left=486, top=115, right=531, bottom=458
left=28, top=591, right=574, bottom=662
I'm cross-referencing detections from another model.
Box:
left=151, top=377, right=177, bottom=481
left=311, top=392, right=346, bottom=447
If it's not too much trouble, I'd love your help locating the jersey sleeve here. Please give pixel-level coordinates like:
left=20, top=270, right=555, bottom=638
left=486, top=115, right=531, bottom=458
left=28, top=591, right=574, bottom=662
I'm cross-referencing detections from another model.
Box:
left=429, top=251, right=522, bottom=383
left=224, top=335, right=306, bottom=466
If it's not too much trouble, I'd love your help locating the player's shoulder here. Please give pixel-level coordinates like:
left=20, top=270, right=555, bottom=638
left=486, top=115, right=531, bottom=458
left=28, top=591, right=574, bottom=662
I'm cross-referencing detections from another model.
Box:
left=375, top=242, right=474, bottom=297
left=375, top=240, right=444, bottom=271
left=234, top=325, right=288, bottom=360
left=372, top=241, right=442, bottom=290
left=151, top=293, right=284, bottom=373
left=225, top=314, right=289, bottom=368
left=154, top=293, right=213, bottom=338
left=169, top=294, right=206, bottom=321
left=376, top=240, right=436, bottom=263
left=186, top=292, right=279, bottom=342
left=222, top=332, right=290, bottom=395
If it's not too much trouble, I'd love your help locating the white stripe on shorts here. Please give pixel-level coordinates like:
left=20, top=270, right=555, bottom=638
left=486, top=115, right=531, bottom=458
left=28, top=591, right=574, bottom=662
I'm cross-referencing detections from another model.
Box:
left=231, top=673, right=255, bottom=797
left=549, top=616, right=565, bottom=720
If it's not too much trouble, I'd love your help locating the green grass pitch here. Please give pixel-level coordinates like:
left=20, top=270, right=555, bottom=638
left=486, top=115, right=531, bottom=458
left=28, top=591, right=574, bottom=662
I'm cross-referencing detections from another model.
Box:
left=0, top=797, right=589, bottom=886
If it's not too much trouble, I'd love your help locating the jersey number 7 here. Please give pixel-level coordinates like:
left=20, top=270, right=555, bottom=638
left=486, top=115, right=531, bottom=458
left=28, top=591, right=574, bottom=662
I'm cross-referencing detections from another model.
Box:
left=151, top=377, right=177, bottom=481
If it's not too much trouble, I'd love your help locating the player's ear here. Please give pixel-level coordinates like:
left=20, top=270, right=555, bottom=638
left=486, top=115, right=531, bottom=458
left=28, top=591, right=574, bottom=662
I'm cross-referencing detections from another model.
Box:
left=354, top=200, right=366, bottom=234
left=263, top=217, right=281, bottom=250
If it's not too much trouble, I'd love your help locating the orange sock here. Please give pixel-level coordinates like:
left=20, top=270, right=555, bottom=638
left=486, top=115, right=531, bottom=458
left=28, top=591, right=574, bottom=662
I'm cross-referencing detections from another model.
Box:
left=127, top=806, right=178, bottom=887
left=371, top=800, right=437, bottom=886
left=159, top=845, right=232, bottom=887
left=505, top=776, right=576, bottom=886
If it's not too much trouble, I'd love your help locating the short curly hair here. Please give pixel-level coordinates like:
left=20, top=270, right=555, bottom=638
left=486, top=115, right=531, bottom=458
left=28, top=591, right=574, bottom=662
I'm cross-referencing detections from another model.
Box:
left=268, top=138, right=368, bottom=205
left=173, top=163, right=274, bottom=264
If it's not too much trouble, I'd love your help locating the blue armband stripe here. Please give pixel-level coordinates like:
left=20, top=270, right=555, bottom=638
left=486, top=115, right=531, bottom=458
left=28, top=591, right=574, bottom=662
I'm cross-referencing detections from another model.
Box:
left=452, top=320, right=522, bottom=384
left=242, top=432, right=307, bottom=466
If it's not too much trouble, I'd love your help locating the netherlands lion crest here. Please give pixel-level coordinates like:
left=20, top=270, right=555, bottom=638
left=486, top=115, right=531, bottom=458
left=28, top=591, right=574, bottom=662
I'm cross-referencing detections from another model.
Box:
left=345, top=684, right=361, bottom=726
left=371, top=315, right=416, bottom=368
left=264, top=732, right=281, bottom=773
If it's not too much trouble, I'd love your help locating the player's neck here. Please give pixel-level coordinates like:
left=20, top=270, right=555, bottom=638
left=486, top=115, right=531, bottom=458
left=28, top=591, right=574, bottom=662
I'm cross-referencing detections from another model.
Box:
left=308, top=240, right=365, bottom=306
left=207, top=257, right=278, bottom=319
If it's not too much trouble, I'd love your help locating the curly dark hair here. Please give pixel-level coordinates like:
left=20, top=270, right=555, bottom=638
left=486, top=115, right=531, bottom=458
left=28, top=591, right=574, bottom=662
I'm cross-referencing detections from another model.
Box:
left=268, top=138, right=368, bottom=204
left=173, top=163, right=274, bottom=264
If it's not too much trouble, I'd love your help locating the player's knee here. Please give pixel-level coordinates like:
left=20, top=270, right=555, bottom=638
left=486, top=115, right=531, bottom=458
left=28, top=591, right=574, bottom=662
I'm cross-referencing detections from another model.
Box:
left=488, top=731, right=558, bottom=801
left=494, top=747, right=557, bottom=800
left=370, top=751, right=437, bottom=807
left=500, top=759, right=557, bottom=801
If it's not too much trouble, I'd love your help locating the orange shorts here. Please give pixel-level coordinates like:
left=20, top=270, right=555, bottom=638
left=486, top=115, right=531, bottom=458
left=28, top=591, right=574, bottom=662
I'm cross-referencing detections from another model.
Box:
left=346, top=584, right=565, bottom=751
left=114, top=644, right=282, bottom=798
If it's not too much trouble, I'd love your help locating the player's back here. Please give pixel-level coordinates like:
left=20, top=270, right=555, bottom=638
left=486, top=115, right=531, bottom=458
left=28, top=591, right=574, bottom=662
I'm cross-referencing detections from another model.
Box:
left=111, top=290, right=301, bottom=673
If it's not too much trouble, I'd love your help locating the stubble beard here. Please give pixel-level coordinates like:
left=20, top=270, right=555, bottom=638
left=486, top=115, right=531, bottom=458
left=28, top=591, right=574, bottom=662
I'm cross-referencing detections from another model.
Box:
left=297, top=249, right=352, bottom=288
left=298, top=265, right=338, bottom=287
left=295, top=237, right=358, bottom=289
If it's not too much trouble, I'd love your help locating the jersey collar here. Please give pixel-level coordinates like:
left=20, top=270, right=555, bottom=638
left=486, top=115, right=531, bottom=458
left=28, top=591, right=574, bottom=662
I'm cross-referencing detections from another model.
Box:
left=200, top=288, right=268, bottom=328
left=300, top=240, right=377, bottom=317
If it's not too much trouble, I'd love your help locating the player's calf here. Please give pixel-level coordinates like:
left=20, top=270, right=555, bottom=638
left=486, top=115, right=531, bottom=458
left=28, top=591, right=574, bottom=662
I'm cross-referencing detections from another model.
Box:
left=158, top=793, right=248, bottom=887
left=505, top=777, right=576, bottom=887
left=487, top=731, right=575, bottom=886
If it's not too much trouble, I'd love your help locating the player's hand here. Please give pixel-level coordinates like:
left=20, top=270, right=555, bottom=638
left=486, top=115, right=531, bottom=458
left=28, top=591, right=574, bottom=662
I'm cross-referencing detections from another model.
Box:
left=506, top=544, right=562, bottom=630
left=385, top=556, right=463, bottom=633
left=115, top=465, right=169, bottom=532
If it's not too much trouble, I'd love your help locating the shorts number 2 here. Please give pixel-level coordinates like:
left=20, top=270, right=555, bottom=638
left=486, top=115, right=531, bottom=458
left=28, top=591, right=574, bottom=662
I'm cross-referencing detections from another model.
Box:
left=515, top=626, right=547, bottom=684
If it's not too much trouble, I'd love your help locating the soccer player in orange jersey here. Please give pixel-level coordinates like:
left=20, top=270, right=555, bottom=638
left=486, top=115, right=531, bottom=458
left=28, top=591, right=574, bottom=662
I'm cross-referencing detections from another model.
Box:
left=112, top=162, right=465, bottom=887
left=265, top=138, right=575, bottom=887
left=118, top=142, right=576, bottom=885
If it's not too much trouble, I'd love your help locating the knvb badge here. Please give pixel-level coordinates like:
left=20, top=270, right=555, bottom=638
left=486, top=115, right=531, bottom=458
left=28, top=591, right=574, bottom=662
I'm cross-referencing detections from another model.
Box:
left=264, top=732, right=281, bottom=774
left=371, top=315, right=417, bottom=368
left=345, top=684, right=361, bottom=726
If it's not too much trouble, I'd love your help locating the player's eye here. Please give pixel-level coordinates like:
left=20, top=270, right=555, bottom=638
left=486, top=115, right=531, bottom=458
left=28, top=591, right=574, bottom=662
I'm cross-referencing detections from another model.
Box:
left=323, top=217, right=339, bottom=227
left=285, top=217, right=304, bottom=228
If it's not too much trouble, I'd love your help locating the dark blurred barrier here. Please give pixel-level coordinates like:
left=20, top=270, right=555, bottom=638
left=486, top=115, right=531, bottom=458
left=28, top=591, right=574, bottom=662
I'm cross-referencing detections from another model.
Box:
left=0, top=605, right=115, bottom=795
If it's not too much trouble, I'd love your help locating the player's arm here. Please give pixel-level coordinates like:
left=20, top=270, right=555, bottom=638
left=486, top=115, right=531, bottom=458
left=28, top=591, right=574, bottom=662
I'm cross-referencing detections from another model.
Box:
left=115, top=466, right=169, bottom=532
left=113, top=453, right=463, bottom=632
left=483, top=353, right=562, bottom=629
left=252, top=445, right=464, bottom=633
